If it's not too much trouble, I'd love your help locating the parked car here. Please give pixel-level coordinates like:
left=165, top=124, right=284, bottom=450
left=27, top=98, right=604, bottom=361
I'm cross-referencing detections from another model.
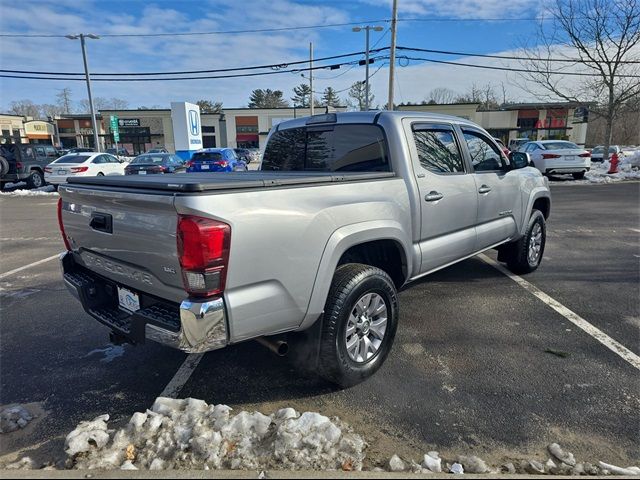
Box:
left=58, top=111, right=550, bottom=387
left=590, top=145, right=624, bottom=162
left=125, top=154, right=186, bottom=175
left=68, top=147, right=95, bottom=154
left=509, top=138, right=530, bottom=151
left=520, top=140, right=591, bottom=179
left=233, top=148, right=252, bottom=163
left=247, top=148, right=261, bottom=163
left=147, top=147, right=169, bottom=154
left=187, top=148, right=247, bottom=172
left=0, top=143, right=59, bottom=189
left=494, top=138, right=510, bottom=157
left=45, top=152, right=126, bottom=187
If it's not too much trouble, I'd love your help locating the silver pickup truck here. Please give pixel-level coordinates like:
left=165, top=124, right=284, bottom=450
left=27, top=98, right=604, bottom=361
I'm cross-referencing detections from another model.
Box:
left=58, top=111, right=551, bottom=387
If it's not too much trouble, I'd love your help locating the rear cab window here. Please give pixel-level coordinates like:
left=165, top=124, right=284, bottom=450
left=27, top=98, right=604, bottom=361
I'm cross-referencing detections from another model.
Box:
left=262, top=124, right=390, bottom=172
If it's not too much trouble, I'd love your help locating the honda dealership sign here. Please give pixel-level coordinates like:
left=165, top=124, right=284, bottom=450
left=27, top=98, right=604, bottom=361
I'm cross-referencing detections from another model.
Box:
left=171, top=102, right=202, bottom=159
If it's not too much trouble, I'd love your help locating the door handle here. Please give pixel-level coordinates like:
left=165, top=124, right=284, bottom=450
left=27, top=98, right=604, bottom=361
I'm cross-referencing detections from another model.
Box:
left=478, top=185, right=492, bottom=194
left=424, top=191, right=444, bottom=202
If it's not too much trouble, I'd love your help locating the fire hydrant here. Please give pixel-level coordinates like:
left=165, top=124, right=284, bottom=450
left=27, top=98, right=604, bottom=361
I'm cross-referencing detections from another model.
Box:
left=608, top=152, right=620, bottom=174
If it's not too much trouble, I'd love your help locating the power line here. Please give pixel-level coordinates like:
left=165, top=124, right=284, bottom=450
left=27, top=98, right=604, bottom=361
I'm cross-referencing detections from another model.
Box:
left=398, top=55, right=640, bottom=78
left=397, top=46, right=640, bottom=64
left=0, top=48, right=389, bottom=77
left=0, top=20, right=391, bottom=38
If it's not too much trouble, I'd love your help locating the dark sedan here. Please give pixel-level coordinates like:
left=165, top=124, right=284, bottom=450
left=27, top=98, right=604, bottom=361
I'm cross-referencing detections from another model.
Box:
left=124, top=153, right=186, bottom=175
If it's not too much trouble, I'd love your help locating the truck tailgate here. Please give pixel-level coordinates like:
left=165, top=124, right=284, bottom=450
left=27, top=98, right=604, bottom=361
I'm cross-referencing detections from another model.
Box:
left=59, top=185, right=184, bottom=303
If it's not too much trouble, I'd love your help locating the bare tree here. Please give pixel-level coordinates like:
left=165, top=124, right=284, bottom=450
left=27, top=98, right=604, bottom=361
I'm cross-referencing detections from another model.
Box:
left=426, top=87, right=458, bottom=104
left=8, top=100, right=41, bottom=118
left=517, top=0, right=640, bottom=160
left=56, top=88, right=74, bottom=114
left=454, top=83, right=500, bottom=110
left=348, top=81, right=375, bottom=111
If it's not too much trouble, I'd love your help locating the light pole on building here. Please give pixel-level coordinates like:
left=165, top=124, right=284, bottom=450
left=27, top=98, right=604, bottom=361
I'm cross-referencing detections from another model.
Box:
left=66, top=33, right=101, bottom=152
left=352, top=25, right=383, bottom=111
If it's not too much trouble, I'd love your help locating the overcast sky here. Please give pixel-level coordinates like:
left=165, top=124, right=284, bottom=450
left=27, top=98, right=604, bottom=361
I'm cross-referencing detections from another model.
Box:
left=0, top=0, right=556, bottom=111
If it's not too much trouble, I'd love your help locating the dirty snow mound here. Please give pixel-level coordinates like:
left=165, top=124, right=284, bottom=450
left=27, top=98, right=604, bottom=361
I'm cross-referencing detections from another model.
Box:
left=0, top=405, right=34, bottom=433
left=0, top=186, right=58, bottom=196
left=66, top=397, right=365, bottom=471
left=582, top=160, right=640, bottom=184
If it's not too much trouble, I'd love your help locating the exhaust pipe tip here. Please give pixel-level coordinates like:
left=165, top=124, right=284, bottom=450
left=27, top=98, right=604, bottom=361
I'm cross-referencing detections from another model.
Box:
left=256, top=337, right=289, bottom=356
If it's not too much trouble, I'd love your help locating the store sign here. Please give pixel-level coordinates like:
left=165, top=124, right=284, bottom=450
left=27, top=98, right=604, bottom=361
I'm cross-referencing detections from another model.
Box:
left=118, top=118, right=140, bottom=127
left=171, top=102, right=202, bottom=153
left=24, top=121, right=54, bottom=136
left=110, top=115, right=120, bottom=142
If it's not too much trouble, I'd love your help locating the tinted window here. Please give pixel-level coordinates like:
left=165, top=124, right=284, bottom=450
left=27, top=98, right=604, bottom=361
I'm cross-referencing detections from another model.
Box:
left=105, top=155, right=119, bottom=163
left=53, top=154, right=91, bottom=164
left=262, top=124, right=389, bottom=172
left=45, top=147, right=57, bottom=157
left=463, top=131, right=507, bottom=171
left=132, top=155, right=167, bottom=165
left=35, top=147, right=45, bottom=156
left=192, top=152, right=223, bottom=162
left=543, top=141, right=579, bottom=150
left=412, top=128, right=464, bottom=174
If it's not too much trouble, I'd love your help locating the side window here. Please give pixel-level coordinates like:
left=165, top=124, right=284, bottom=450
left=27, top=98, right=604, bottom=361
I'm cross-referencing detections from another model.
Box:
left=35, top=147, right=45, bottom=157
left=463, top=131, right=507, bottom=172
left=45, top=147, right=57, bottom=158
left=412, top=128, right=465, bottom=174
left=108, top=155, right=119, bottom=163
left=93, top=155, right=105, bottom=164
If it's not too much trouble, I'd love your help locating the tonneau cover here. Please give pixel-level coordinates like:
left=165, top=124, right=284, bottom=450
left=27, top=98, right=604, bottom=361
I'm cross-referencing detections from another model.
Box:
left=65, top=171, right=395, bottom=193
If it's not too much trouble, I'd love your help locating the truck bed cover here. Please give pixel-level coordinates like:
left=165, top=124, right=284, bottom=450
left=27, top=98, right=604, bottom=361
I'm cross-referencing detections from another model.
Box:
left=66, top=171, right=395, bottom=193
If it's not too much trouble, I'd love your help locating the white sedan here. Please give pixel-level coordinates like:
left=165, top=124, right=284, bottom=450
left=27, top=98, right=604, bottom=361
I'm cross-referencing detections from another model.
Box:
left=520, top=140, right=591, bottom=179
left=45, top=152, right=127, bottom=186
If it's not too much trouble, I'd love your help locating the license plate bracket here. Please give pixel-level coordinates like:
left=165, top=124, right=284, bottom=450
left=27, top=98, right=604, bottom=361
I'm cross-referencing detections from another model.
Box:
left=118, top=286, right=140, bottom=312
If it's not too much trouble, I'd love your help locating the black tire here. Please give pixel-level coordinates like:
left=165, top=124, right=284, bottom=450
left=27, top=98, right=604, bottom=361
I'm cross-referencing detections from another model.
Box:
left=572, top=172, right=585, bottom=180
left=97, top=172, right=104, bottom=176
left=52, top=184, right=59, bottom=191
left=26, top=170, right=45, bottom=189
left=317, top=263, right=398, bottom=387
left=500, top=210, right=546, bottom=274
left=0, top=156, right=9, bottom=176
left=0, top=181, right=5, bottom=191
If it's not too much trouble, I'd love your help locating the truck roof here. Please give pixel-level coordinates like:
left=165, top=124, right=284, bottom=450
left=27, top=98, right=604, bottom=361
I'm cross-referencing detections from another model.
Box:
left=273, top=110, right=480, bottom=132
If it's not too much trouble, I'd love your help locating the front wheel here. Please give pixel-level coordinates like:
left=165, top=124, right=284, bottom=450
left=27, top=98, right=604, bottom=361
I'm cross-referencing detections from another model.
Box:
left=499, top=210, right=546, bottom=274
left=317, top=263, right=398, bottom=387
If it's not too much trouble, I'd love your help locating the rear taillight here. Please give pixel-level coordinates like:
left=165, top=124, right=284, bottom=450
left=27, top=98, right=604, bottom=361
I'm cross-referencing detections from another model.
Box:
left=542, top=153, right=561, bottom=159
left=71, top=166, right=89, bottom=173
left=579, top=152, right=591, bottom=158
left=177, top=215, right=231, bottom=297
left=214, top=161, right=228, bottom=168
left=16, top=162, right=23, bottom=171
left=57, top=198, right=71, bottom=251
left=44, top=167, right=52, bottom=173
left=185, top=161, right=193, bottom=168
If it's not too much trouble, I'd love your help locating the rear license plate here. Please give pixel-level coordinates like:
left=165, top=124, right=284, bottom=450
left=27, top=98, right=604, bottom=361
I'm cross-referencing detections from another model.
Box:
left=138, top=170, right=147, bottom=175
left=200, top=164, right=210, bottom=170
left=565, top=156, right=575, bottom=161
left=57, top=169, right=66, bottom=175
left=118, top=286, right=140, bottom=312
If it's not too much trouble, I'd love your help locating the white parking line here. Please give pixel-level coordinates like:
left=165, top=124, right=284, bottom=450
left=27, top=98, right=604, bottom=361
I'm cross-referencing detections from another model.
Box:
left=159, top=353, right=205, bottom=398
left=629, top=228, right=640, bottom=233
left=0, top=254, right=59, bottom=280
left=480, top=254, right=640, bottom=371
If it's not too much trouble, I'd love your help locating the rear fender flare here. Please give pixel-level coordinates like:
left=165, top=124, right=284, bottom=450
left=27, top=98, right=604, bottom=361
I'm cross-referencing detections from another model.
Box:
left=298, top=220, right=411, bottom=330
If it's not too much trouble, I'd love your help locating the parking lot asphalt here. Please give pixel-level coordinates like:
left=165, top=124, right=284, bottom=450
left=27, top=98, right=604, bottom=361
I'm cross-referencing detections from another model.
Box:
left=0, top=181, right=638, bottom=469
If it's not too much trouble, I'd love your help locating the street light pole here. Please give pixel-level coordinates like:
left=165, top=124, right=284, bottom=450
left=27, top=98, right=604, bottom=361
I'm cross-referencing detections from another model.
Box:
left=67, top=33, right=101, bottom=152
left=387, top=0, right=399, bottom=111
left=353, top=25, right=383, bottom=111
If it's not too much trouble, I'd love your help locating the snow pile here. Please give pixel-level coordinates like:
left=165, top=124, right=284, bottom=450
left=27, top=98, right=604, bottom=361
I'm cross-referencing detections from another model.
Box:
left=0, top=405, right=34, bottom=433
left=65, top=397, right=365, bottom=471
left=0, top=185, right=58, bottom=196
left=583, top=158, right=640, bottom=184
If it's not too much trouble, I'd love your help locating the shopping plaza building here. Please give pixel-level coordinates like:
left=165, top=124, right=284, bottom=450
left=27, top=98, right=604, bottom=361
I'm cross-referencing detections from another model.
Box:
left=2, top=101, right=637, bottom=152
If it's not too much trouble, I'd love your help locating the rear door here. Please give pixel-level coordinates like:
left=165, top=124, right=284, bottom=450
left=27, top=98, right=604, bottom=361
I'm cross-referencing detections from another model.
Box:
left=460, top=127, right=521, bottom=250
left=406, top=121, right=478, bottom=274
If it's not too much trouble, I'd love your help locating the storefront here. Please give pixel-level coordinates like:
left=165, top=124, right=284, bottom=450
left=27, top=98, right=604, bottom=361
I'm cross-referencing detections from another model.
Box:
left=0, top=114, right=26, bottom=144
left=23, top=120, right=56, bottom=145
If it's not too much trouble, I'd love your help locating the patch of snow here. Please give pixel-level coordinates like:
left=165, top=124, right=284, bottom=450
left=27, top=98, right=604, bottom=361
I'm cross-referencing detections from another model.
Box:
left=449, top=462, right=464, bottom=474
left=85, top=344, right=126, bottom=363
left=2, top=181, right=27, bottom=189
left=0, top=405, right=34, bottom=433
left=0, top=185, right=58, bottom=196
left=598, top=461, right=640, bottom=476
left=548, top=442, right=576, bottom=466
left=458, top=454, right=490, bottom=473
left=422, top=451, right=442, bottom=473
left=5, top=457, right=37, bottom=470
left=388, top=454, right=405, bottom=472
left=581, top=160, right=640, bottom=184
left=65, top=397, right=366, bottom=471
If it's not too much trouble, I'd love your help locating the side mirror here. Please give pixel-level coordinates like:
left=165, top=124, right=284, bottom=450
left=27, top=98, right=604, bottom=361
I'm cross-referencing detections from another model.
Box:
left=509, top=151, right=531, bottom=169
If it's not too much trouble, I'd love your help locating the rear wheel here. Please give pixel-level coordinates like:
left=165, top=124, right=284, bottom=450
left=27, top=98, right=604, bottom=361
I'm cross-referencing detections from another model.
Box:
left=97, top=172, right=104, bottom=176
left=317, top=263, right=398, bottom=387
left=572, top=172, right=585, bottom=180
left=26, top=170, right=45, bottom=189
left=0, top=156, right=9, bottom=176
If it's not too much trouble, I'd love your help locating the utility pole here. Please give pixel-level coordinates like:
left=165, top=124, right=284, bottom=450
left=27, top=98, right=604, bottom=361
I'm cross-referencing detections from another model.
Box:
left=387, top=0, right=398, bottom=111
left=353, top=25, right=384, bottom=111
left=309, top=43, right=314, bottom=116
left=66, top=33, right=101, bottom=152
